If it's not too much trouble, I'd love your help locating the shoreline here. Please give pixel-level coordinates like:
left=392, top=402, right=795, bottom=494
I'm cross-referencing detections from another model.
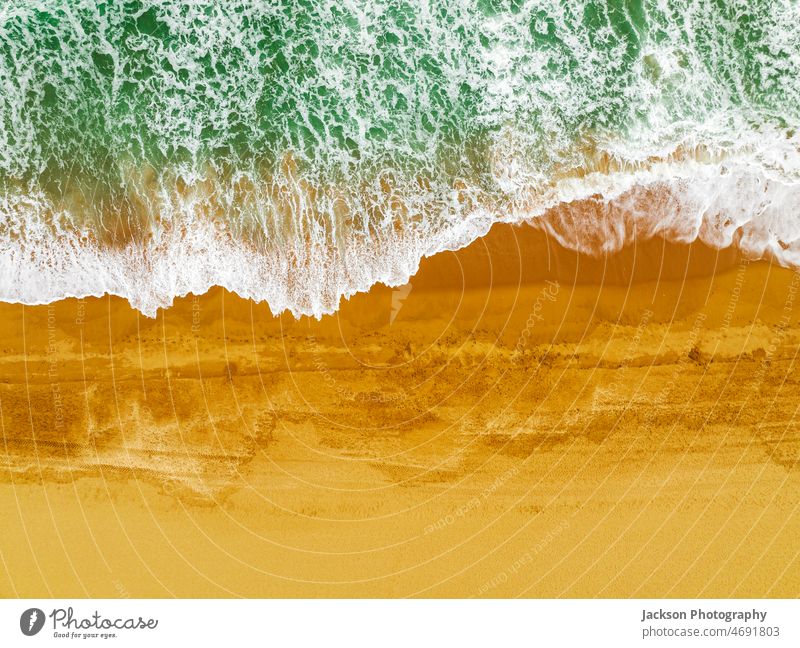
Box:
left=0, top=222, right=799, bottom=597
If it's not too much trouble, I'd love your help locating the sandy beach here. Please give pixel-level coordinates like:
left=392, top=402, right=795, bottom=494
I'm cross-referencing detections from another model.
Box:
left=0, top=222, right=798, bottom=597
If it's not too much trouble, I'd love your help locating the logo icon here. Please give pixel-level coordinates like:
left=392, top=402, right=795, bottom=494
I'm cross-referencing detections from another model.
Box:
left=20, top=608, right=45, bottom=636
left=390, top=282, right=413, bottom=325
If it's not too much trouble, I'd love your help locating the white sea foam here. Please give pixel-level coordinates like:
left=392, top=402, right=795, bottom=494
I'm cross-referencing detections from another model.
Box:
left=1, top=0, right=798, bottom=316
left=1, top=126, right=799, bottom=318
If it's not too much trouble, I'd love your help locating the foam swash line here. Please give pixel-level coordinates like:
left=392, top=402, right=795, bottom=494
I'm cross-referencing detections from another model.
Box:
left=0, top=0, right=798, bottom=316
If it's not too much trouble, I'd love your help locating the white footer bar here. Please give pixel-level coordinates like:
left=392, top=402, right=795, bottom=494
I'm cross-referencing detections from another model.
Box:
left=1, top=599, right=797, bottom=647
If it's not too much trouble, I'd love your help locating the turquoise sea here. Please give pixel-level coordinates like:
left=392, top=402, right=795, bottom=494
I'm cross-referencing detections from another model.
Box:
left=0, top=1, right=798, bottom=315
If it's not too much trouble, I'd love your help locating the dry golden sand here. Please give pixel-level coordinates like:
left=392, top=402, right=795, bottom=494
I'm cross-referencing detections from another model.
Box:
left=0, top=223, right=799, bottom=597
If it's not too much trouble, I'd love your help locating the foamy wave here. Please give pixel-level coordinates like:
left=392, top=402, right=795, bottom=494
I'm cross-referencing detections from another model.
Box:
left=1, top=127, right=799, bottom=318
left=2, top=0, right=799, bottom=315
left=0, top=184, right=496, bottom=318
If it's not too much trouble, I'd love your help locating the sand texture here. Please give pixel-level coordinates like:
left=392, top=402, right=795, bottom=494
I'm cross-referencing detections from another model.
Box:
left=0, top=224, right=798, bottom=597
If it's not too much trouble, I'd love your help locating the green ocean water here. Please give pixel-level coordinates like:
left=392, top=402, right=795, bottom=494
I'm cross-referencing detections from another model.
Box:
left=0, top=0, right=799, bottom=315
left=2, top=1, right=797, bottom=186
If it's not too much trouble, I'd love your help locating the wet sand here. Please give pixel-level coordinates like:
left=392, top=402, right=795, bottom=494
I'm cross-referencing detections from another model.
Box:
left=0, top=222, right=799, bottom=597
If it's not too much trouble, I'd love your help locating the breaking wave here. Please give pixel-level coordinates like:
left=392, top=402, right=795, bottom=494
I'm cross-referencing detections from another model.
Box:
left=0, top=0, right=799, bottom=316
